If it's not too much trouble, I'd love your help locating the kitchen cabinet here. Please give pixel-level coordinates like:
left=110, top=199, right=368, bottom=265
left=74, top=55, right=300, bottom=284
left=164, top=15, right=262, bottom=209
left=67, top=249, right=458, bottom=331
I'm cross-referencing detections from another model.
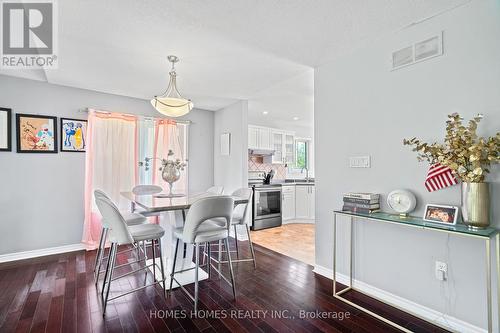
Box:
left=281, top=185, right=296, bottom=221
left=271, top=130, right=283, bottom=163
left=295, top=184, right=315, bottom=220
left=271, top=130, right=295, bottom=164
left=248, top=126, right=271, bottom=150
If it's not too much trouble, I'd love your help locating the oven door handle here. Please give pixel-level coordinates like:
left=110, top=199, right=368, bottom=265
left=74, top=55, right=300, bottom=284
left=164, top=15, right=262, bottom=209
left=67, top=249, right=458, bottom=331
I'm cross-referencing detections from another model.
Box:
left=254, top=188, right=282, bottom=193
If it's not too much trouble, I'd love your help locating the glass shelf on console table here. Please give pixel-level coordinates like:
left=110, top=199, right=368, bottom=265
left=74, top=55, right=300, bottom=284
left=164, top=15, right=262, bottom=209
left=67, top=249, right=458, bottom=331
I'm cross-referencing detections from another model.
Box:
left=332, top=210, right=499, bottom=333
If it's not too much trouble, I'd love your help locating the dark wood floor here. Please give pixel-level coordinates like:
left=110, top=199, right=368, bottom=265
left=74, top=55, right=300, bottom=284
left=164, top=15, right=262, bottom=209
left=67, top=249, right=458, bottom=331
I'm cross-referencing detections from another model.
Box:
left=0, top=240, right=450, bottom=333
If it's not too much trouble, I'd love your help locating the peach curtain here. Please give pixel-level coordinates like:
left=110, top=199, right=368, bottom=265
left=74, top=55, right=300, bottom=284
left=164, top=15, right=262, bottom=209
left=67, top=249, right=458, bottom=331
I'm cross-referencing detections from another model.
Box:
left=82, top=110, right=138, bottom=249
left=152, top=119, right=187, bottom=195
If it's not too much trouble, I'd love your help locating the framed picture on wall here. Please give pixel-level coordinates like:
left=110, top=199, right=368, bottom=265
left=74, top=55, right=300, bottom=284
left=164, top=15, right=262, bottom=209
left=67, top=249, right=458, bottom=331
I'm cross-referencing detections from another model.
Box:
left=0, top=108, right=12, bottom=151
left=423, top=204, right=459, bottom=225
left=60, top=118, right=87, bottom=152
left=16, top=114, right=58, bottom=153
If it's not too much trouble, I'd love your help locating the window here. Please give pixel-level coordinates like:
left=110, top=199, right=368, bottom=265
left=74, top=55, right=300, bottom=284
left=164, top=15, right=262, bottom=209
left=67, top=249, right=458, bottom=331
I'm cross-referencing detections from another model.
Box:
left=295, top=139, right=308, bottom=169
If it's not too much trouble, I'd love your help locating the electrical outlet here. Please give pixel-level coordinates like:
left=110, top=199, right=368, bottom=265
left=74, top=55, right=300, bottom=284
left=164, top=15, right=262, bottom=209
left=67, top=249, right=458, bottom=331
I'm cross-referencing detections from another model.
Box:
left=349, top=156, right=371, bottom=168
left=435, top=261, right=447, bottom=281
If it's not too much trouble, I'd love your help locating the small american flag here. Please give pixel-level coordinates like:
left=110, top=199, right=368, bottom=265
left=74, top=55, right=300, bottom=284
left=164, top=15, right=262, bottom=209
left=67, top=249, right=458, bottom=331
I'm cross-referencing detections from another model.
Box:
left=425, top=163, right=458, bottom=192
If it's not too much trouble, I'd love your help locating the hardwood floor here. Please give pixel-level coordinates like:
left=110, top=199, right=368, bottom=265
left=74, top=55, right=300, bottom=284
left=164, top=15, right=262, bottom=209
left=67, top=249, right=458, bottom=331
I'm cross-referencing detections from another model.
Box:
left=250, top=223, right=315, bottom=265
left=0, top=240, right=450, bottom=333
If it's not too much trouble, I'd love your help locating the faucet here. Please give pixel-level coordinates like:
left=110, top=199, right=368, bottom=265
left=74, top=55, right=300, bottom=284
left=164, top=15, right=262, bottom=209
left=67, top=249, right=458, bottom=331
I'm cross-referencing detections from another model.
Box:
left=302, top=167, right=309, bottom=182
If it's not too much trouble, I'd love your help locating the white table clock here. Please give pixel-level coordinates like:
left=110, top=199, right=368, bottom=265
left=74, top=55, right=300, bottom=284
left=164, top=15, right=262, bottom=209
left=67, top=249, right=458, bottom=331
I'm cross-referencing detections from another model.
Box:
left=387, top=189, right=417, bottom=216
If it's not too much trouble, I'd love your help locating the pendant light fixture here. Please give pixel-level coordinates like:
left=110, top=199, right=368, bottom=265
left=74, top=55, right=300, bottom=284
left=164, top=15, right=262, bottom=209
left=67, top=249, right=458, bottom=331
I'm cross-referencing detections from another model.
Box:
left=151, top=55, right=193, bottom=117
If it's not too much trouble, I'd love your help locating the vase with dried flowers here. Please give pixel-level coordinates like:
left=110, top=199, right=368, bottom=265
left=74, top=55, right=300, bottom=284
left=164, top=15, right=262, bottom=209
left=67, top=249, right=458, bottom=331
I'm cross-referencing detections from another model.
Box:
left=403, top=113, right=499, bottom=228
left=139, top=149, right=187, bottom=197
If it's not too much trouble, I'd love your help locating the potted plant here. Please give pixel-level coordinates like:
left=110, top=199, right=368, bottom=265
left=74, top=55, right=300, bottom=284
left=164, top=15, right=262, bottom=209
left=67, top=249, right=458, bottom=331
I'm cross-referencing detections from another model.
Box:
left=403, top=113, right=499, bottom=228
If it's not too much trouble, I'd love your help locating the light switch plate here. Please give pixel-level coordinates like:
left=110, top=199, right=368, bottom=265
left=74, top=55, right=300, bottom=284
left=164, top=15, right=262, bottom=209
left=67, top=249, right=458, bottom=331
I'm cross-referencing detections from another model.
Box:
left=349, top=156, right=371, bottom=168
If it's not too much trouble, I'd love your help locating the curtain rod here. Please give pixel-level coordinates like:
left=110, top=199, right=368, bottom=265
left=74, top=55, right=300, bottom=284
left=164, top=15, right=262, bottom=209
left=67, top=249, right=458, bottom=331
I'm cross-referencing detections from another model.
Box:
left=78, top=107, right=192, bottom=124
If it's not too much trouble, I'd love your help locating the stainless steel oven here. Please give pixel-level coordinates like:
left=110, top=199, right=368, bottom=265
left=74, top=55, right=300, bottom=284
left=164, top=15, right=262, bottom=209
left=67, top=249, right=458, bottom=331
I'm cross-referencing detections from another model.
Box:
left=251, top=185, right=282, bottom=230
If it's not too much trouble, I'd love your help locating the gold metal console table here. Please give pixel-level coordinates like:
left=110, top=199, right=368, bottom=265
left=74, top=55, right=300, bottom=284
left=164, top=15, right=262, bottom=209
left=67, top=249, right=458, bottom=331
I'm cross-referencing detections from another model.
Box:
left=332, top=210, right=499, bottom=333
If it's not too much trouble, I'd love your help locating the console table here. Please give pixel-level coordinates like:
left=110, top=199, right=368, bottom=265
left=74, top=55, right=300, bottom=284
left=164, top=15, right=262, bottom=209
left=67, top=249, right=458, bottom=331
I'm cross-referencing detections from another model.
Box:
left=332, top=210, right=499, bottom=333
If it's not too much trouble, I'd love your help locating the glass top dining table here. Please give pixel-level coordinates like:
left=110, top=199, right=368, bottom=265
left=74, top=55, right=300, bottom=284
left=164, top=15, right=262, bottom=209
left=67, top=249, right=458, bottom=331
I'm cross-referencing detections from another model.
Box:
left=120, top=191, right=249, bottom=213
left=120, top=190, right=250, bottom=289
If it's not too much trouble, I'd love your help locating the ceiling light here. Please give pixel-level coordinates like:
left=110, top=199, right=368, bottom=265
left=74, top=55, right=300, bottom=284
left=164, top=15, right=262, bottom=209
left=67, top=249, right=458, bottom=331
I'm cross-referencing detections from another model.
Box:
left=262, top=111, right=269, bottom=115
left=293, top=116, right=299, bottom=121
left=151, top=55, right=193, bottom=117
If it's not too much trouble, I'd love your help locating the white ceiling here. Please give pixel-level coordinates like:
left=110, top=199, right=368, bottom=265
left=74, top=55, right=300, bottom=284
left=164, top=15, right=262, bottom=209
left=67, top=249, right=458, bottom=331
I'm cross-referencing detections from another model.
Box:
left=1, top=0, right=469, bottom=123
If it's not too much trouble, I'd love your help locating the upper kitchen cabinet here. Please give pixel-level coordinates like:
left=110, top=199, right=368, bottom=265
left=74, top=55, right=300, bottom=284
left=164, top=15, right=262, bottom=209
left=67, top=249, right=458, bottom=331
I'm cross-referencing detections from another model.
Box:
left=271, top=130, right=295, bottom=164
left=248, top=125, right=271, bottom=150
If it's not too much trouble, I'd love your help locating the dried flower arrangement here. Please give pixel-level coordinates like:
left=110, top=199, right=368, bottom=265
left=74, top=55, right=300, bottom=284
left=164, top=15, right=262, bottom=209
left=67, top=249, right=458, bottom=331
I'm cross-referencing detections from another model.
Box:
left=138, top=149, right=187, bottom=172
left=403, top=113, right=499, bottom=183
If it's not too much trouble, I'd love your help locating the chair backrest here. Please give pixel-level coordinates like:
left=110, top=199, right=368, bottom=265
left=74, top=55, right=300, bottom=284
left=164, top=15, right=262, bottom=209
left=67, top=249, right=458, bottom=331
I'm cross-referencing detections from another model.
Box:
left=94, top=189, right=110, bottom=201
left=183, top=196, right=234, bottom=243
left=232, top=188, right=253, bottom=223
left=94, top=189, right=112, bottom=228
left=95, top=196, right=134, bottom=245
left=206, top=186, right=224, bottom=195
left=132, top=184, right=163, bottom=195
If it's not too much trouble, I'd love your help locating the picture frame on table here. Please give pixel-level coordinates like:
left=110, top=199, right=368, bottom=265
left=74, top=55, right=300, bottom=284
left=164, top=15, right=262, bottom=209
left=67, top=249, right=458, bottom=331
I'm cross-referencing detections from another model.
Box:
left=0, top=108, right=12, bottom=151
left=60, top=118, right=88, bottom=152
left=423, top=204, right=459, bottom=225
left=16, top=113, right=58, bottom=153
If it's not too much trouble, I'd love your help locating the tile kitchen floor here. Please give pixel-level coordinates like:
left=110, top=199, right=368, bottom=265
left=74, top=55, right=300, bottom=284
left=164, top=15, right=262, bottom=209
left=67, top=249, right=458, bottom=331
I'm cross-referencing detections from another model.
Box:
left=250, top=222, right=315, bottom=265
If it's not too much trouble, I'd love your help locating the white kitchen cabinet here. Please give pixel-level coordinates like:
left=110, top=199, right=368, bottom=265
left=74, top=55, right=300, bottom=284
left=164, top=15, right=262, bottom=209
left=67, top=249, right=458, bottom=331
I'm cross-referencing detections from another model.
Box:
left=259, top=127, right=271, bottom=149
left=248, top=126, right=259, bottom=149
left=295, top=184, right=315, bottom=220
left=284, top=133, right=295, bottom=164
left=270, top=130, right=295, bottom=164
left=309, top=185, right=315, bottom=219
left=281, top=185, right=296, bottom=221
left=248, top=126, right=271, bottom=150
left=271, top=130, right=284, bottom=163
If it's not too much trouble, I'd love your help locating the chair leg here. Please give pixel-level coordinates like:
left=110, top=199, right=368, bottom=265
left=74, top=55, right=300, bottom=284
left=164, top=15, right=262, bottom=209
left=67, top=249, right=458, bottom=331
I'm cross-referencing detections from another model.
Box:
left=94, top=228, right=105, bottom=273
left=217, top=240, right=222, bottom=278
left=224, top=238, right=236, bottom=300
left=151, top=239, right=157, bottom=282
left=94, top=228, right=107, bottom=285
left=207, top=242, right=211, bottom=278
left=246, top=224, right=257, bottom=269
left=103, top=243, right=117, bottom=315
left=157, top=238, right=167, bottom=299
left=100, top=235, right=113, bottom=295
left=194, top=243, right=199, bottom=313
left=234, top=225, right=239, bottom=259
left=201, top=242, right=206, bottom=266
left=169, top=238, right=180, bottom=293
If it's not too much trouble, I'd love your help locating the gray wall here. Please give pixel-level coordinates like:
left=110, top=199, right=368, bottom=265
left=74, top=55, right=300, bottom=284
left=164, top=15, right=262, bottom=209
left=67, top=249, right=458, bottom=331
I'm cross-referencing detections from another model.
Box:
left=315, top=0, right=499, bottom=329
left=0, top=75, right=214, bottom=254
left=213, top=100, right=249, bottom=194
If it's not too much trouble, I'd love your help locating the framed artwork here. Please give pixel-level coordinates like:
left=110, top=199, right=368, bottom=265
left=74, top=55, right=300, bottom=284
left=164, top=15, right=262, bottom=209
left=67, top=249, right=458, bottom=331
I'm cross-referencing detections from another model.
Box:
left=16, top=114, right=58, bottom=153
left=0, top=108, right=12, bottom=151
left=60, top=118, right=87, bottom=152
left=423, top=204, right=458, bottom=225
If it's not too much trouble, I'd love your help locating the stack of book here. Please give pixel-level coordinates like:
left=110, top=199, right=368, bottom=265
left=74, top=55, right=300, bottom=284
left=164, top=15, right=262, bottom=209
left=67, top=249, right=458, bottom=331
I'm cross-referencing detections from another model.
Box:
left=342, top=193, right=380, bottom=214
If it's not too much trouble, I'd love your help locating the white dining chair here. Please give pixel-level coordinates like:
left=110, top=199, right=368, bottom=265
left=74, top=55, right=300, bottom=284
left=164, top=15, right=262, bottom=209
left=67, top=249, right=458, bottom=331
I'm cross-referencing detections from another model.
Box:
left=95, top=195, right=167, bottom=315
left=132, top=184, right=163, bottom=195
left=170, top=196, right=236, bottom=312
left=93, top=190, right=149, bottom=283
left=206, top=186, right=224, bottom=195
left=203, top=188, right=256, bottom=268
left=131, top=184, right=163, bottom=217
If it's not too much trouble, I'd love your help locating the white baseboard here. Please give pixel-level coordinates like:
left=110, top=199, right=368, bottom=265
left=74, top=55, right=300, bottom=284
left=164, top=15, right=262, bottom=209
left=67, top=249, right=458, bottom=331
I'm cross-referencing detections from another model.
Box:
left=313, top=264, right=486, bottom=333
left=0, top=243, right=86, bottom=264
